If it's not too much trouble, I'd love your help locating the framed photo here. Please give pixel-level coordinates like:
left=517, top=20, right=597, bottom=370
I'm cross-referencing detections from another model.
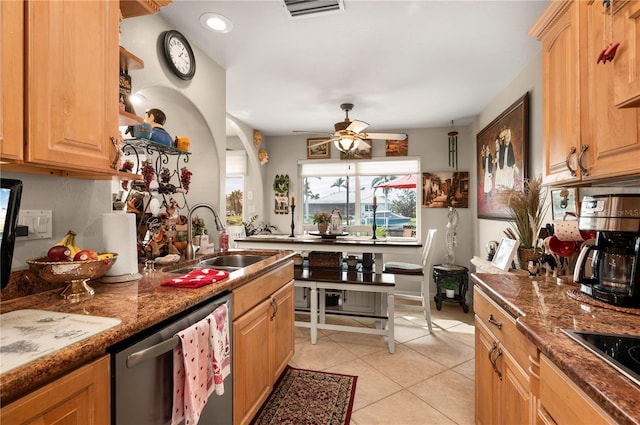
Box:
left=385, top=138, right=408, bottom=156
left=476, top=92, right=529, bottom=220
left=422, top=171, right=469, bottom=208
left=307, top=138, right=331, bottom=159
left=551, top=188, right=578, bottom=221
left=491, top=238, right=520, bottom=271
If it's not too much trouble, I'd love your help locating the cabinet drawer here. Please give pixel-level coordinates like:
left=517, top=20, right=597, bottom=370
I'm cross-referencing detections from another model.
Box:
left=233, top=261, right=294, bottom=319
left=540, top=355, right=616, bottom=424
left=473, top=287, right=531, bottom=368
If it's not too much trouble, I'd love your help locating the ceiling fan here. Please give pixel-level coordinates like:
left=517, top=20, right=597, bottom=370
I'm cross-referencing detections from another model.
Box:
left=294, top=103, right=407, bottom=153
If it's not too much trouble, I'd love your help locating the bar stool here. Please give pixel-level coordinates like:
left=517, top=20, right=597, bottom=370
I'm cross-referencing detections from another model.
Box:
left=383, top=229, right=437, bottom=332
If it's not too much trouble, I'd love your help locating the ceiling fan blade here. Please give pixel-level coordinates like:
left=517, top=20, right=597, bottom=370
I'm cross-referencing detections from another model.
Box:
left=362, top=132, right=407, bottom=140
left=293, top=130, right=334, bottom=137
left=346, top=120, right=369, bottom=134
left=356, top=138, right=371, bottom=149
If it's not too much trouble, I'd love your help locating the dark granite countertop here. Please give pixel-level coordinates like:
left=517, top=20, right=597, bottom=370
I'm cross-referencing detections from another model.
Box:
left=0, top=250, right=295, bottom=404
left=472, top=272, right=640, bottom=425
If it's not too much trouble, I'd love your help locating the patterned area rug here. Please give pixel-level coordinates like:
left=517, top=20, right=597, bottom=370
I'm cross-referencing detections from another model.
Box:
left=251, top=366, right=358, bottom=425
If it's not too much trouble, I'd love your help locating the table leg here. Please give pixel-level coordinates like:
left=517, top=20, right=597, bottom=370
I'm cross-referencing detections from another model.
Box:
left=387, top=292, right=395, bottom=354
left=374, top=253, right=383, bottom=274
left=319, top=288, right=326, bottom=324
left=310, top=287, right=318, bottom=344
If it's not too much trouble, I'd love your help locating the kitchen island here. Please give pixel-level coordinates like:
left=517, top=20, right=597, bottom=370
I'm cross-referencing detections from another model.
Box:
left=0, top=250, right=295, bottom=406
left=235, top=233, right=422, bottom=274
left=472, top=272, right=640, bottom=424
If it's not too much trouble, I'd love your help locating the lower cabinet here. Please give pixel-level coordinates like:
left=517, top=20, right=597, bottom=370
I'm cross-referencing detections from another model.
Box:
left=0, top=355, right=110, bottom=425
left=233, top=263, right=294, bottom=425
left=474, top=287, right=534, bottom=425
left=538, top=355, right=616, bottom=424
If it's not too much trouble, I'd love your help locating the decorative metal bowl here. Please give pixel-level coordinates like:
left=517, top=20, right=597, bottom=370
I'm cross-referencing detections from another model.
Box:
left=26, top=253, right=118, bottom=302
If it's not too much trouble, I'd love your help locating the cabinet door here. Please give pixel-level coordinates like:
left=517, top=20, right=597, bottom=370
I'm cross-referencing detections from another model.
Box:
left=271, top=281, right=295, bottom=382
left=475, top=318, right=500, bottom=425
left=25, top=0, right=119, bottom=173
left=498, top=345, right=532, bottom=425
left=583, top=0, right=640, bottom=180
left=613, top=0, right=640, bottom=107
left=233, top=297, right=272, bottom=425
left=0, top=355, right=110, bottom=425
left=0, top=0, right=23, bottom=161
left=539, top=2, right=583, bottom=185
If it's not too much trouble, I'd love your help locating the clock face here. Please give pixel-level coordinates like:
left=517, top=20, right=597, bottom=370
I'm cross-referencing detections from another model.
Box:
left=162, top=30, right=196, bottom=80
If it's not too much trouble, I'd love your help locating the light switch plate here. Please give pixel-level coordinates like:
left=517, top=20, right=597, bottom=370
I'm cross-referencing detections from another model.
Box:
left=17, top=210, right=53, bottom=240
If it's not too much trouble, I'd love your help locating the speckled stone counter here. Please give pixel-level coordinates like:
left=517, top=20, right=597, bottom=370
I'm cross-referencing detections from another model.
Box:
left=0, top=250, right=295, bottom=405
left=472, top=273, right=640, bottom=425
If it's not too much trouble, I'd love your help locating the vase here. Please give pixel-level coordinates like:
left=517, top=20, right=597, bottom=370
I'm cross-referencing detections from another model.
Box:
left=518, top=247, right=540, bottom=270
left=317, top=222, right=328, bottom=233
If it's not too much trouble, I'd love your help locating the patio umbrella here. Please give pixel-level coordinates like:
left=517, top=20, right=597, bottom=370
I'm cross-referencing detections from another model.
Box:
left=374, top=174, right=417, bottom=189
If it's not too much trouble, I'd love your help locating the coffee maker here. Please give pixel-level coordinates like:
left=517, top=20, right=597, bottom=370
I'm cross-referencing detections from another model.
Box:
left=574, top=194, right=640, bottom=307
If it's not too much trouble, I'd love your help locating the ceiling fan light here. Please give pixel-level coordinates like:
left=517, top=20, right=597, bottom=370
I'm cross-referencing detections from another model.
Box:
left=334, top=137, right=359, bottom=153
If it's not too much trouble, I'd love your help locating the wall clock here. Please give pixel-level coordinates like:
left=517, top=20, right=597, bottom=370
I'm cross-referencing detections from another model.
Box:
left=162, top=30, right=196, bottom=80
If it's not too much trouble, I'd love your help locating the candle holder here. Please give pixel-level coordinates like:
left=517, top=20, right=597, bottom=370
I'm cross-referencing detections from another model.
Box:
left=371, top=205, right=377, bottom=240
left=290, top=205, right=296, bottom=237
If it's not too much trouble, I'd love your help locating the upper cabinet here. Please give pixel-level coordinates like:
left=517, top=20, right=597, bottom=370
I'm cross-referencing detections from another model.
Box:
left=0, top=0, right=24, bottom=162
left=0, top=0, right=170, bottom=179
left=613, top=0, right=640, bottom=107
left=531, top=0, right=640, bottom=185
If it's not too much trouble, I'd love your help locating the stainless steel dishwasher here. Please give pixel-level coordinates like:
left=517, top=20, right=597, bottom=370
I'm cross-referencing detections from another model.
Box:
left=110, top=292, right=232, bottom=425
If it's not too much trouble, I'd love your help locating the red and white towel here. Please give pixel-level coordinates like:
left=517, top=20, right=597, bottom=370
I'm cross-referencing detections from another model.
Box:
left=161, top=268, right=229, bottom=288
left=171, top=304, right=231, bottom=425
left=208, top=303, right=231, bottom=396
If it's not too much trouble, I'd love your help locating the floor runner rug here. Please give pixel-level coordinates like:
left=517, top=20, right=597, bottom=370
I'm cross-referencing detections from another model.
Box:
left=251, top=365, right=358, bottom=425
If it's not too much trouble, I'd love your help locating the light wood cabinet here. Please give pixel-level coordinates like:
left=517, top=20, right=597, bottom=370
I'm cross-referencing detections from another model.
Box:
left=613, top=0, right=640, bottom=108
left=0, top=355, right=110, bottom=425
left=0, top=0, right=24, bottom=162
left=233, top=263, right=295, bottom=425
left=531, top=0, right=640, bottom=185
left=474, top=287, right=534, bottom=425
left=539, top=354, right=616, bottom=424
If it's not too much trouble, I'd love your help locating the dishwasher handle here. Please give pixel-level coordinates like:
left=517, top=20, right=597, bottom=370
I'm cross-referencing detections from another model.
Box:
left=126, top=335, right=180, bottom=368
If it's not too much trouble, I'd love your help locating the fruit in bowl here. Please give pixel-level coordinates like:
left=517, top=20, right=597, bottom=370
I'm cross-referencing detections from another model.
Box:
left=27, top=253, right=118, bottom=302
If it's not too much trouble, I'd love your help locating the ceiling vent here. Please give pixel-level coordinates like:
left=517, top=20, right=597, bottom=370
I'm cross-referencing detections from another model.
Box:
left=282, top=0, right=345, bottom=19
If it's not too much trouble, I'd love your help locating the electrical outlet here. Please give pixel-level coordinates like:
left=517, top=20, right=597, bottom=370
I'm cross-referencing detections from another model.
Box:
left=17, top=210, right=53, bottom=240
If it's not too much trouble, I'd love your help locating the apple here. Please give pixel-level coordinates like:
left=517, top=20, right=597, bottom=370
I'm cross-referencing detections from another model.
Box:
left=74, top=249, right=98, bottom=261
left=47, top=246, right=72, bottom=262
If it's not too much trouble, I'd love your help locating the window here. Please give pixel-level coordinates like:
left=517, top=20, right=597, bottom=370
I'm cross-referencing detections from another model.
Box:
left=299, top=157, right=420, bottom=237
left=226, top=151, right=246, bottom=226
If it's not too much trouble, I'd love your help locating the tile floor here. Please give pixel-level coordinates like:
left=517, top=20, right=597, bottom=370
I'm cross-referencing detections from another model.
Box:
left=289, top=300, right=476, bottom=425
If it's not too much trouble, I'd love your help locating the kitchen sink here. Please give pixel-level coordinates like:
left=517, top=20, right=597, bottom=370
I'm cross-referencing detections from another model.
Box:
left=199, top=254, right=269, bottom=268
left=169, top=254, right=270, bottom=274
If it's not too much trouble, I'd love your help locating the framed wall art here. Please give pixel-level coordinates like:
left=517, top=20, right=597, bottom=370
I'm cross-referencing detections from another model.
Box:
left=422, top=171, right=469, bottom=208
left=385, top=138, right=408, bottom=156
left=551, top=187, right=578, bottom=221
left=476, top=92, right=529, bottom=220
left=307, top=138, right=331, bottom=159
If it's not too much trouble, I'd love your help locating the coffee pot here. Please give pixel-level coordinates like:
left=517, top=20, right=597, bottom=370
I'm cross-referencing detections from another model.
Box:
left=573, top=194, right=640, bottom=307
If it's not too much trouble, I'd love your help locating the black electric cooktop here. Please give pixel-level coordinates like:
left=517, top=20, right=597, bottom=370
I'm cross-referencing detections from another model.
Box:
left=562, top=329, right=640, bottom=387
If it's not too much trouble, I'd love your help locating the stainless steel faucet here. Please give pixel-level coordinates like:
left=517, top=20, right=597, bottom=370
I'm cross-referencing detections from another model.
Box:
left=185, top=203, right=225, bottom=260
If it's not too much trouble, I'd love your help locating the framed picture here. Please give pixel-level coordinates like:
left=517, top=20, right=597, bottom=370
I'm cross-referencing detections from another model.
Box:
left=340, top=140, right=372, bottom=160
left=385, top=138, right=408, bottom=156
left=551, top=188, right=578, bottom=221
left=307, top=138, right=331, bottom=159
left=476, top=92, right=529, bottom=220
left=422, top=171, right=469, bottom=208
left=491, top=238, right=520, bottom=271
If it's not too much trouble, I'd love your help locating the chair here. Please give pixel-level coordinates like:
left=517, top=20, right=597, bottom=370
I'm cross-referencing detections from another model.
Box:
left=383, top=229, right=438, bottom=332
left=226, top=225, right=246, bottom=248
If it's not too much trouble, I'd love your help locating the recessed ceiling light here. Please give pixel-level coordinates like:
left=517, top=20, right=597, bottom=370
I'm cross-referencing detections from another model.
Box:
left=200, top=13, right=233, bottom=33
